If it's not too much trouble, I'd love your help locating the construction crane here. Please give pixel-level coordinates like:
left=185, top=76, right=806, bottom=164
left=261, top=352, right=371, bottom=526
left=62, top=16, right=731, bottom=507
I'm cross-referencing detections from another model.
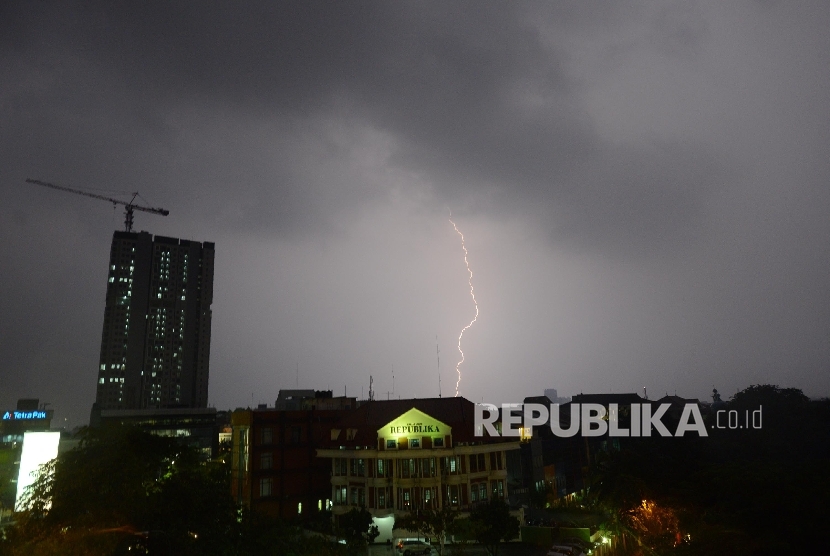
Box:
left=25, top=178, right=169, bottom=232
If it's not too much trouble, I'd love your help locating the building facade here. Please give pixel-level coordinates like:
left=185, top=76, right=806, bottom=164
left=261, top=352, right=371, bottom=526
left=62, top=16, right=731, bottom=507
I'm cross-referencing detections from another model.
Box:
left=231, top=392, right=356, bottom=520
left=98, top=407, right=219, bottom=459
left=316, top=398, right=521, bottom=543
left=94, top=231, right=214, bottom=411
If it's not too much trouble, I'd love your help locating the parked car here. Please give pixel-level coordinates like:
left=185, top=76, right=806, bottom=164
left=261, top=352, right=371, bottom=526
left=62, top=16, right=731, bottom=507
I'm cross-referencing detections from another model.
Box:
left=559, top=537, right=595, bottom=554
left=547, top=545, right=584, bottom=556
left=396, top=539, right=433, bottom=555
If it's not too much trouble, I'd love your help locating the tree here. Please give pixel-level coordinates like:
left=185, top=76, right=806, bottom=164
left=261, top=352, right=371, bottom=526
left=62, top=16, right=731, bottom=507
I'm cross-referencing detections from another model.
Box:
left=423, top=506, right=459, bottom=555
left=446, top=517, right=476, bottom=555
left=6, top=425, right=240, bottom=556
left=338, top=506, right=378, bottom=554
left=394, top=506, right=459, bottom=555
left=469, top=499, right=519, bottom=556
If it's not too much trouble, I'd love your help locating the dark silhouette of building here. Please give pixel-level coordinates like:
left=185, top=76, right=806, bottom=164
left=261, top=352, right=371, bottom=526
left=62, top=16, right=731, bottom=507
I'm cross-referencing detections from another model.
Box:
left=519, top=393, right=645, bottom=515
left=94, top=231, right=214, bottom=411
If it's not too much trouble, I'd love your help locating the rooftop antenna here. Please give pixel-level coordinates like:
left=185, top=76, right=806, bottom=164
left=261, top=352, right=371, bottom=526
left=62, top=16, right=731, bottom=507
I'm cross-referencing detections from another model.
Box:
left=369, top=375, right=374, bottom=401
left=643, top=386, right=648, bottom=400
left=437, top=336, right=442, bottom=398
left=392, top=365, right=395, bottom=396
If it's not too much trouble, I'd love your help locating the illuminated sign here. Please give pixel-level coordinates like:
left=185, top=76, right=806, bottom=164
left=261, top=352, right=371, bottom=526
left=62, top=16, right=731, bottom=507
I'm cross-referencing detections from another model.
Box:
left=389, top=423, right=441, bottom=434
left=379, top=408, right=451, bottom=439
left=2, top=410, right=47, bottom=420
left=15, top=431, right=60, bottom=511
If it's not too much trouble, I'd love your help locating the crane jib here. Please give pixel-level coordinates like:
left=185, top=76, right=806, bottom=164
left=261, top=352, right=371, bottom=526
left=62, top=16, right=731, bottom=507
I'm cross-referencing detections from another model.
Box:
left=25, top=178, right=168, bottom=232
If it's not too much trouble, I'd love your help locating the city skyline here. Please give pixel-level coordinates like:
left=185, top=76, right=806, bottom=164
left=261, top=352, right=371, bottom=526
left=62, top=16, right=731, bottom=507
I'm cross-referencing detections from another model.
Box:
left=2, top=2, right=830, bottom=428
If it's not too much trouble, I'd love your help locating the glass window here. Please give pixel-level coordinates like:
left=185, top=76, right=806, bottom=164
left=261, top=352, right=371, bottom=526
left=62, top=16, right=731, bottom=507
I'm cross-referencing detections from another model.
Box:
left=350, top=458, right=365, bottom=477
left=433, top=437, right=444, bottom=447
left=335, top=486, right=347, bottom=504
left=334, top=458, right=348, bottom=476
left=261, top=428, right=272, bottom=444
left=386, top=439, right=397, bottom=449
left=259, top=478, right=272, bottom=497
left=260, top=452, right=272, bottom=470
left=410, top=438, right=421, bottom=448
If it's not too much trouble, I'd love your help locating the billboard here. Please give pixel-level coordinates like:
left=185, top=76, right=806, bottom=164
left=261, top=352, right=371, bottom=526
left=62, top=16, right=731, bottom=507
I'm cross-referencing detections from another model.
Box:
left=14, top=431, right=60, bottom=511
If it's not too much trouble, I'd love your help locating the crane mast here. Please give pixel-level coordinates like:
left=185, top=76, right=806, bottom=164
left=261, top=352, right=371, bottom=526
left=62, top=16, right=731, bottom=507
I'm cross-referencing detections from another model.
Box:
left=25, top=178, right=169, bottom=232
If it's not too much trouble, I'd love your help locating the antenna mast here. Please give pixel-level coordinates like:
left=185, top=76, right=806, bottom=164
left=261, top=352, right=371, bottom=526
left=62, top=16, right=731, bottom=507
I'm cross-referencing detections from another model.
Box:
left=437, top=336, right=442, bottom=398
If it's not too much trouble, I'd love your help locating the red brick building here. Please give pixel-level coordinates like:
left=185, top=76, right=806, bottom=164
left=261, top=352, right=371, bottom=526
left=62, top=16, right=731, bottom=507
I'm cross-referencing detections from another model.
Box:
left=231, top=392, right=356, bottom=520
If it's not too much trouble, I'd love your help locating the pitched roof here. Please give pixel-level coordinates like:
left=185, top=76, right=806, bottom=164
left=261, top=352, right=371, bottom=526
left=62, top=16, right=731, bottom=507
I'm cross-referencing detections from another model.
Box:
left=323, top=397, right=502, bottom=448
left=571, top=393, right=644, bottom=405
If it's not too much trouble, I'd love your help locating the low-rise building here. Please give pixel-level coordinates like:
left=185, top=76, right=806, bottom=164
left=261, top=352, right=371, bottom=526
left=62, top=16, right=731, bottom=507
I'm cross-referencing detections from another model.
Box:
left=316, top=397, right=521, bottom=543
left=96, top=407, right=218, bottom=459
left=231, top=391, right=356, bottom=521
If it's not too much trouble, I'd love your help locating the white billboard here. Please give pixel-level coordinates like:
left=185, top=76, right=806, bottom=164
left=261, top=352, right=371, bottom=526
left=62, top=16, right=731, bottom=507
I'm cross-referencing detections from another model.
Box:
left=15, top=431, right=60, bottom=511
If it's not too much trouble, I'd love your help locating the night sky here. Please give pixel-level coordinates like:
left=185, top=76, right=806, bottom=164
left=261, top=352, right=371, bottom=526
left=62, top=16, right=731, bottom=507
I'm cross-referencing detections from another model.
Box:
left=2, top=1, right=829, bottom=428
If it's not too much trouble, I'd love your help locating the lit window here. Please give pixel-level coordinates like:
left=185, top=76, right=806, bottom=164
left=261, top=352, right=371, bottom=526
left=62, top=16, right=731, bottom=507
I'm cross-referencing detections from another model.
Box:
left=386, top=439, right=397, bottom=449
left=410, top=438, right=421, bottom=448
left=297, top=502, right=302, bottom=514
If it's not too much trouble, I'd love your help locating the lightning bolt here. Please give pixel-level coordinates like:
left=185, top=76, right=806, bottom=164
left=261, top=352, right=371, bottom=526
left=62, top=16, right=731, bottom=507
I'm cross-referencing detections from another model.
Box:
left=449, top=211, right=478, bottom=397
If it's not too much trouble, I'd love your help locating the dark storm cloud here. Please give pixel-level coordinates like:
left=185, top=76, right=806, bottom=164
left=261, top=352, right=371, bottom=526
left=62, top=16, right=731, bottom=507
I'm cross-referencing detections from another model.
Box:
left=3, top=0, right=830, bottom=425
left=3, top=1, right=722, bottom=254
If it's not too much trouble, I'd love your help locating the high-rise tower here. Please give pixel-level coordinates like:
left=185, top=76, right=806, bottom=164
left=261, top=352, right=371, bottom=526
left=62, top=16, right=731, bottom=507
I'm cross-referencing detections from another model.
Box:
left=95, top=231, right=214, bottom=410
